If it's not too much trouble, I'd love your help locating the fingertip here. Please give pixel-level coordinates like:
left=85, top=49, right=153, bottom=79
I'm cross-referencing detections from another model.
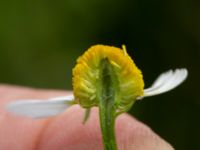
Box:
left=38, top=105, right=174, bottom=150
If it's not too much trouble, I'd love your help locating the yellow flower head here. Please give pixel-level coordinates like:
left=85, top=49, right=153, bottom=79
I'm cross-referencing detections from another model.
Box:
left=6, top=43, right=187, bottom=119
left=73, top=45, right=144, bottom=113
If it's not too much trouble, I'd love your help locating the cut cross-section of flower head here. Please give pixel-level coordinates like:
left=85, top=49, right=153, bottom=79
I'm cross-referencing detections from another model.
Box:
left=6, top=45, right=188, bottom=118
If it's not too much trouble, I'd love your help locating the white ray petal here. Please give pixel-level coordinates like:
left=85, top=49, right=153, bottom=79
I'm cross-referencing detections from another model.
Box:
left=49, top=95, right=74, bottom=101
left=137, top=68, right=188, bottom=99
left=6, top=95, right=74, bottom=119
left=143, top=70, right=173, bottom=92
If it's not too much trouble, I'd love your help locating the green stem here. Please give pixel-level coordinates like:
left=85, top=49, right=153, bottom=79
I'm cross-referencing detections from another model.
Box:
left=99, top=98, right=117, bottom=150
left=98, top=59, right=118, bottom=150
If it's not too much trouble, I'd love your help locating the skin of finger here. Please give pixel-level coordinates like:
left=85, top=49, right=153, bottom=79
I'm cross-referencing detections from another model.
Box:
left=0, top=84, right=70, bottom=150
left=37, top=105, right=174, bottom=150
left=0, top=84, right=174, bottom=150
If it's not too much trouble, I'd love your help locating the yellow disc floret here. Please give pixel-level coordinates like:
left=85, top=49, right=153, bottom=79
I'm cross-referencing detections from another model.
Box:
left=72, top=45, right=144, bottom=113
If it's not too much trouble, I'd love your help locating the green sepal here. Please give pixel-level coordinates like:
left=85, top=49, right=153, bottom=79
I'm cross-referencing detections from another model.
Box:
left=82, top=108, right=91, bottom=124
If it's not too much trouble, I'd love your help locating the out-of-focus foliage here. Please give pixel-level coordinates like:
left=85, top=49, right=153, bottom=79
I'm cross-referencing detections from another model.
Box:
left=0, top=0, right=199, bottom=149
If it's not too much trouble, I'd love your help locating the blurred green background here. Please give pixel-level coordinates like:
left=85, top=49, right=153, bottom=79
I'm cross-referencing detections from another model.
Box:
left=0, top=0, right=199, bottom=149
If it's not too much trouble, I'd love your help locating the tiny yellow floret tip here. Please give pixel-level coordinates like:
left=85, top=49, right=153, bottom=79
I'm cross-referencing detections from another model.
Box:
left=72, top=45, right=144, bottom=112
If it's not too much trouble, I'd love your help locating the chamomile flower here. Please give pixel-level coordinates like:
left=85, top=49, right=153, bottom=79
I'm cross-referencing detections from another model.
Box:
left=7, top=45, right=188, bottom=118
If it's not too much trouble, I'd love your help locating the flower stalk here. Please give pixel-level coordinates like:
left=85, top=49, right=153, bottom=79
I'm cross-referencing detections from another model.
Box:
left=97, top=59, right=119, bottom=150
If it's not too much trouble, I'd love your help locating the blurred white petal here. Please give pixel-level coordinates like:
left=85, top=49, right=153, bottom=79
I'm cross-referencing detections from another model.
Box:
left=6, top=95, right=74, bottom=119
left=49, top=95, right=74, bottom=101
left=137, top=68, right=188, bottom=99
